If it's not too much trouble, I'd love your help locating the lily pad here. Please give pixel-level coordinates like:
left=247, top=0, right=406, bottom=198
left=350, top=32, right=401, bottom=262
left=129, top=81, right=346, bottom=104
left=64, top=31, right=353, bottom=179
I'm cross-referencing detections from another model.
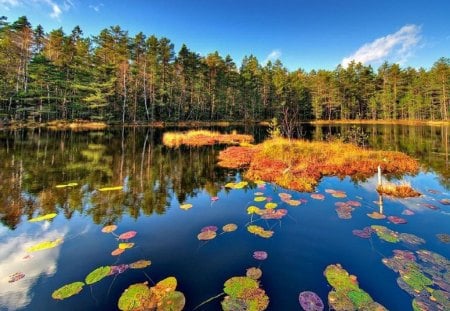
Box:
left=439, top=199, right=450, bottom=205
left=119, top=231, right=137, bottom=240
left=180, top=203, right=193, bottom=210
left=223, top=223, right=238, bottom=232
left=234, top=181, right=248, bottom=189
left=279, top=193, right=292, bottom=200
left=153, top=277, right=178, bottom=296
left=299, top=291, right=324, bottom=311
left=26, top=238, right=63, bottom=252
left=99, top=186, right=123, bottom=192
left=260, top=208, right=288, bottom=220
left=367, top=212, right=386, bottom=220
left=197, top=230, right=217, bottom=240
left=247, top=225, right=274, bottom=238
left=247, top=206, right=262, bottom=215
left=436, top=233, right=450, bottom=243
left=246, top=267, right=263, bottom=280
left=85, top=266, right=111, bottom=285
left=346, top=200, right=361, bottom=207
left=119, top=242, right=134, bottom=249
left=371, top=225, right=400, bottom=243
left=52, top=282, right=85, bottom=300
left=253, top=251, right=268, bottom=260
left=352, top=227, right=374, bottom=239
left=421, top=203, right=439, bottom=210
left=286, top=199, right=301, bottom=206
left=159, top=291, right=186, bottom=311
left=129, top=260, right=151, bottom=269
left=311, top=193, right=325, bottom=200
left=110, top=264, right=129, bottom=275
left=28, top=213, right=57, bottom=222
left=118, top=282, right=152, bottom=311
left=264, top=202, right=277, bottom=209
left=201, top=226, right=218, bottom=232
left=222, top=276, right=269, bottom=311
left=332, top=192, right=347, bottom=198
left=399, top=233, right=425, bottom=245
left=402, top=209, right=415, bottom=216
left=111, top=248, right=125, bottom=256
left=8, top=272, right=25, bottom=283
left=388, top=216, right=407, bottom=224
left=254, top=196, right=266, bottom=202
left=101, top=225, right=117, bottom=233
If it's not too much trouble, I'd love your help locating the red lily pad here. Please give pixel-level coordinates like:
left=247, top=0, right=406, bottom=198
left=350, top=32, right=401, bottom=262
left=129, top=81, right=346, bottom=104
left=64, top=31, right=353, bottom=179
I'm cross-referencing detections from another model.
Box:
left=346, top=200, right=361, bottom=207
left=111, top=248, right=125, bottom=256
left=118, top=231, right=137, bottom=240
left=253, top=251, right=268, bottom=260
left=402, top=209, right=415, bottom=216
left=352, top=227, right=374, bottom=239
left=299, top=291, right=324, bottom=311
left=421, top=203, right=439, bottom=210
left=388, top=216, right=407, bottom=224
left=109, top=264, right=129, bottom=275
left=211, top=196, right=219, bottom=201
left=201, top=226, right=218, bottom=232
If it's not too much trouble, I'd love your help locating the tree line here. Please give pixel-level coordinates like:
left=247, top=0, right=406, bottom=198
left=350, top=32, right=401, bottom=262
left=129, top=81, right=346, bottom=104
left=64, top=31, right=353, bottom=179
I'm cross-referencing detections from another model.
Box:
left=0, top=16, right=448, bottom=124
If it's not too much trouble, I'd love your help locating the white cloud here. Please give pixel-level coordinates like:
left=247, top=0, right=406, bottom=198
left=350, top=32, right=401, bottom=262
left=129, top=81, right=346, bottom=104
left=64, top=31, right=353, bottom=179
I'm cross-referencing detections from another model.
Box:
left=89, top=2, right=103, bottom=12
left=341, top=24, right=422, bottom=67
left=0, top=0, right=20, bottom=10
left=264, top=49, right=282, bottom=64
left=0, top=0, right=73, bottom=19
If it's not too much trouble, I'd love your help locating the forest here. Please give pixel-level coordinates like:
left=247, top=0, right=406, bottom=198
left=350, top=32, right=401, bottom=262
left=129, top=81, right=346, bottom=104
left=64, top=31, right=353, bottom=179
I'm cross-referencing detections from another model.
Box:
left=0, top=16, right=448, bottom=124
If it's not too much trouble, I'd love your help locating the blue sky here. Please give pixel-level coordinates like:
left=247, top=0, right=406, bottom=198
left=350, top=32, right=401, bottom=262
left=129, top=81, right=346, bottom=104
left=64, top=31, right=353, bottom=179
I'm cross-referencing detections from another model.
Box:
left=1, top=0, right=449, bottom=71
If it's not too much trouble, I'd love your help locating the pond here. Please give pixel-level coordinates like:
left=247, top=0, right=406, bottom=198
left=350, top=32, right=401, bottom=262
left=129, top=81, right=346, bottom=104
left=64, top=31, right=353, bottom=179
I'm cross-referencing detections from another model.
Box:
left=0, top=124, right=449, bottom=311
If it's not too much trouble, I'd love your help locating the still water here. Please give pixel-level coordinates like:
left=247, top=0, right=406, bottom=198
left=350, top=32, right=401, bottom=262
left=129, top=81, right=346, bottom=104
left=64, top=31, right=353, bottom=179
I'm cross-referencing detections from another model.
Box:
left=0, top=124, right=449, bottom=311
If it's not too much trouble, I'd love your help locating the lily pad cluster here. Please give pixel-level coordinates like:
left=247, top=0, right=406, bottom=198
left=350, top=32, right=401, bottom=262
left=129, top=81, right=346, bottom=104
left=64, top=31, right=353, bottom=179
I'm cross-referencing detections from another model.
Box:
left=324, top=264, right=387, bottom=310
left=222, top=276, right=269, bottom=311
left=382, top=249, right=450, bottom=311
left=370, top=225, right=425, bottom=245
left=118, top=277, right=185, bottom=311
left=101, top=225, right=137, bottom=255
left=247, top=225, right=274, bottom=238
left=197, top=224, right=238, bottom=241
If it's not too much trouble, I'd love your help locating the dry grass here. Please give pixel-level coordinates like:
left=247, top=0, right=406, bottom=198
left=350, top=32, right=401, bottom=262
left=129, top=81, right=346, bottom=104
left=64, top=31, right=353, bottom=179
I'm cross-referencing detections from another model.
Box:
left=47, top=120, right=107, bottom=130
left=376, top=182, right=421, bottom=198
left=218, top=137, right=419, bottom=192
left=163, top=130, right=254, bottom=147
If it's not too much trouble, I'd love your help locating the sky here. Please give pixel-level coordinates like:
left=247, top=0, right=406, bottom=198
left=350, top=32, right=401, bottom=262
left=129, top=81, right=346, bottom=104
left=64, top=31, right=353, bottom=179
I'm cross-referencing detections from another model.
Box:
left=1, top=0, right=449, bottom=71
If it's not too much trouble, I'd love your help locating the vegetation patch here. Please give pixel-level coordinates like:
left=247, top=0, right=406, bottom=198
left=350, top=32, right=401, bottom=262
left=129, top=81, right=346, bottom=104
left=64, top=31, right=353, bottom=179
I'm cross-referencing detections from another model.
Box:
left=218, top=138, right=419, bottom=192
left=377, top=182, right=421, bottom=198
left=47, top=120, right=107, bottom=130
left=163, top=130, right=253, bottom=147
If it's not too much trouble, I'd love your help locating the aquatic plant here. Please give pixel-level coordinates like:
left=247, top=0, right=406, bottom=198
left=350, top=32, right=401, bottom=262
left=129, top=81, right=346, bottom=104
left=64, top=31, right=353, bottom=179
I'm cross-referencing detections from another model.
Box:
left=218, top=138, right=418, bottom=192
left=324, top=264, right=387, bottom=310
left=52, top=282, right=85, bottom=300
left=222, top=276, right=269, bottom=311
left=298, top=291, right=324, bottom=311
left=163, top=130, right=253, bottom=147
left=247, top=225, right=274, bottom=238
left=371, top=225, right=400, bottom=243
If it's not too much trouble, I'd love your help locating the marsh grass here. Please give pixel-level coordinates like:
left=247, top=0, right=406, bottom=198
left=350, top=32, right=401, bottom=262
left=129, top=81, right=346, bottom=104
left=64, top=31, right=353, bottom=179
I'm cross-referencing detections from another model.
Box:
left=218, top=137, right=419, bottom=192
left=163, top=130, right=254, bottom=147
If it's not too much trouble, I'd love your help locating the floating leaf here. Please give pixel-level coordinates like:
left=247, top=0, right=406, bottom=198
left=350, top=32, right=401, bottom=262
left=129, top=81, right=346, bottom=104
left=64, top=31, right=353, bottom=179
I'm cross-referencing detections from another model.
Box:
left=111, top=248, right=125, bottom=256
left=440, top=199, right=450, bottom=205
left=246, top=267, right=262, bottom=280
left=118, top=231, right=137, bottom=240
left=119, top=242, right=134, bottom=249
left=261, top=208, right=288, bottom=220
left=371, top=225, right=399, bottom=243
left=99, top=186, right=123, bottom=192
left=399, top=233, right=425, bottom=245
left=286, top=199, right=301, bottom=206
left=28, top=213, right=57, bottom=222
left=254, top=196, right=266, bottom=202
left=180, top=203, right=193, bottom=210
left=253, top=251, right=268, bottom=260
left=225, top=182, right=236, bottom=188
left=154, top=277, right=178, bottom=295
left=346, top=200, right=361, bottom=207
left=311, top=193, right=325, bottom=200
left=52, top=282, right=84, bottom=300
left=118, top=282, right=152, bottom=311
left=367, top=212, right=386, bottom=220
left=247, top=206, right=262, bottom=215
left=101, top=225, right=117, bottom=233
left=197, top=230, right=216, bottom=240
left=222, top=277, right=269, bottom=311
left=352, top=227, right=374, bottom=239
left=299, top=291, right=324, bottom=311
left=8, top=272, right=25, bottom=283
left=436, top=233, right=450, bottom=243
left=223, top=224, right=238, bottom=232
left=247, top=225, right=274, bottom=238
left=129, top=260, right=151, bottom=269
left=201, top=226, right=218, bottom=232
left=279, top=193, right=292, bottom=200
left=388, top=216, right=407, bottom=224
left=421, top=203, right=439, bottom=210
left=85, top=266, right=111, bottom=285
left=159, top=291, right=186, bottom=311
left=325, top=189, right=337, bottom=194
left=336, top=205, right=353, bottom=219
left=332, top=192, right=347, bottom=198
left=264, top=202, right=277, bottom=209
left=26, top=238, right=63, bottom=252
left=234, top=181, right=248, bottom=189
left=110, top=264, right=129, bottom=275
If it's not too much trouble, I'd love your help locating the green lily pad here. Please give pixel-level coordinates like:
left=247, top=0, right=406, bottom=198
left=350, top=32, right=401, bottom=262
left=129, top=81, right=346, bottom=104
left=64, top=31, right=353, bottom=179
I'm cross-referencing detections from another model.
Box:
left=28, top=213, right=57, bottom=222
left=52, top=281, right=85, bottom=300
left=371, top=225, right=400, bottom=243
left=222, top=276, right=269, bottom=311
left=118, top=282, right=152, bottom=311
left=159, top=291, right=186, bottom=311
left=26, top=238, right=63, bottom=252
left=85, top=266, right=111, bottom=285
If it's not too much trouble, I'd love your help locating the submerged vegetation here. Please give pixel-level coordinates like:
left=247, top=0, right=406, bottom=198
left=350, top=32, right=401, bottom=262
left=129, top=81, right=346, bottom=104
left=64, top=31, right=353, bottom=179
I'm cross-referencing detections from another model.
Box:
left=163, top=130, right=253, bottom=147
left=218, top=137, right=419, bottom=192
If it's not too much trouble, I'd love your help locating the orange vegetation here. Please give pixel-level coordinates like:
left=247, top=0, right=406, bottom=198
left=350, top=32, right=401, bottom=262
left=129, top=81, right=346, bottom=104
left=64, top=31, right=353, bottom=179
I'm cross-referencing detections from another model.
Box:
left=163, top=130, right=254, bottom=147
left=376, top=183, right=421, bottom=198
left=218, top=137, right=419, bottom=192
left=47, top=120, right=107, bottom=130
